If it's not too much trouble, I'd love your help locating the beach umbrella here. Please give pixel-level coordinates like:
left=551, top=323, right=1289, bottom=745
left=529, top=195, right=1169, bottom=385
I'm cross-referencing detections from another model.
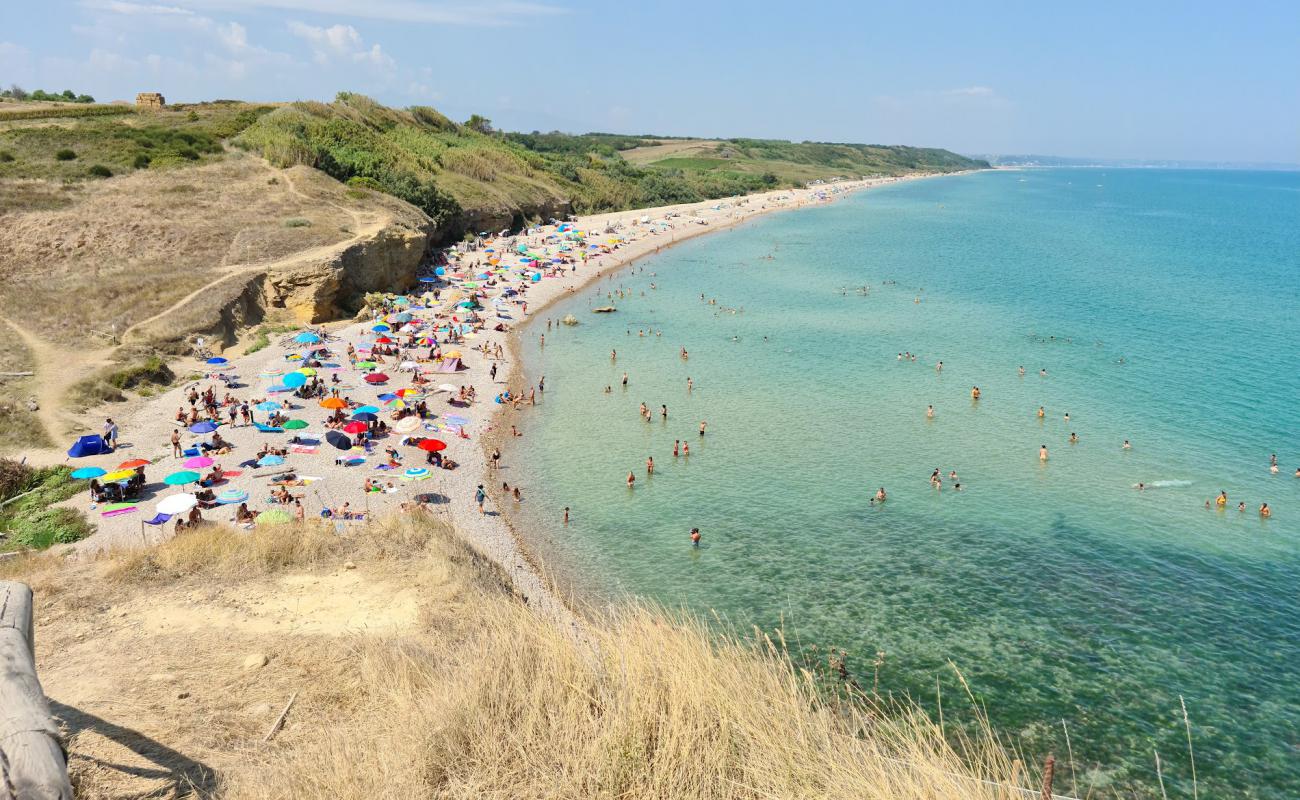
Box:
left=351, top=412, right=378, bottom=422
left=354, top=405, right=381, bottom=415
left=384, top=398, right=406, bottom=409
left=282, top=372, right=307, bottom=388
left=101, top=469, right=137, bottom=482
left=365, top=373, right=389, bottom=384
left=282, top=419, right=308, bottom=430
left=70, top=466, right=106, bottom=480
left=257, top=454, right=285, bottom=467
left=320, top=398, right=347, bottom=409
left=325, top=431, right=352, bottom=451
left=183, top=456, right=214, bottom=469
left=416, top=439, right=447, bottom=452
left=256, top=509, right=291, bottom=525
left=164, top=470, right=201, bottom=486
left=255, top=401, right=281, bottom=411
left=394, top=417, right=421, bottom=433
left=394, top=312, right=413, bottom=323
left=393, top=388, right=421, bottom=398
left=297, top=367, right=317, bottom=377
left=189, top=421, right=218, bottom=434
left=216, top=488, right=249, bottom=505
left=157, top=493, right=198, bottom=515
left=206, top=356, right=228, bottom=365
left=376, top=393, right=397, bottom=402
left=117, top=458, right=150, bottom=469
left=294, top=332, right=322, bottom=344
left=342, top=422, right=368, bottom=434
left=371, top=324, right=390, bottom=332
left=401, top=467, right=431, bottom=481
left=375, top=336, right=393, bottom=344
left=356, top=361, right=377, bottom=370
left=259, top=367, right=283, bottom=378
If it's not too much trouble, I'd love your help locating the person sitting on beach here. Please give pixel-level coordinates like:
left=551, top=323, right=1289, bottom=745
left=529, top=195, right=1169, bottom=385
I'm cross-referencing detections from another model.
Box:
left=187, top=506, right=203, bottom=526
left=199, top=466, right=224, bottom=487
left=234, top=503, right=256, bottom=526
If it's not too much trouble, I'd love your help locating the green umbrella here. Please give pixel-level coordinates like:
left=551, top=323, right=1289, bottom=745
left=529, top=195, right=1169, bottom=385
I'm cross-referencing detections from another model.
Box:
left=282, top=419, right=308, bottom=430
left=164, top=470, right=201, bottom=486
left=256, top=509, right=292, bottom=525
left=356, top=361, right=377, bottom=370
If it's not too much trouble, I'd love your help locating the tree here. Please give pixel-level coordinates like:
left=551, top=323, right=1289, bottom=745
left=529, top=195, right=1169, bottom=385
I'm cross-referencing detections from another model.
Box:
left=464, top=114, right=494, bottom=134
left=8, top=84, right=27, bottom=100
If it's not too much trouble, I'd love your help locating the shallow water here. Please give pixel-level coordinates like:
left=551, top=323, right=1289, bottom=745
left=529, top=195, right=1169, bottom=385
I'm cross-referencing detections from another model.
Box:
left=511, top=169, right=1300, bottom=797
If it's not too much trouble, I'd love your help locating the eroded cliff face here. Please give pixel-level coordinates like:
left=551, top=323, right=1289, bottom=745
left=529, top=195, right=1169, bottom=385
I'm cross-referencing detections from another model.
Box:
left=264, top=219, right=432, bottom=322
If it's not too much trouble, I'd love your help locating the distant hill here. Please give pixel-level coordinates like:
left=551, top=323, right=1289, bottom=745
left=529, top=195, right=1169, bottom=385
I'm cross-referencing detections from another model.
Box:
left=976, top=153, right=1300, bottom=171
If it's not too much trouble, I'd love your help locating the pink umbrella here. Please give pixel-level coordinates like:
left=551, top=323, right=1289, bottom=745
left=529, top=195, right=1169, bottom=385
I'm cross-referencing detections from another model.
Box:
left=183, top=456, right=214, bottom=469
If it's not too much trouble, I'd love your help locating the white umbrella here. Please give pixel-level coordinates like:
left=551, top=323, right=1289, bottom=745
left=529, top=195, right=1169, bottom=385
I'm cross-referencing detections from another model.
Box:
left=394, top=417, right=421, bottom=433
left=157, top=493, right=198, bottom=515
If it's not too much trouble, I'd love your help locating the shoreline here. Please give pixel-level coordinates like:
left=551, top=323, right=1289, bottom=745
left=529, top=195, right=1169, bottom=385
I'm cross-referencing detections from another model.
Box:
left=39, top=170, right=970, bottom=633
left=474, top=171, right=971, bottom=614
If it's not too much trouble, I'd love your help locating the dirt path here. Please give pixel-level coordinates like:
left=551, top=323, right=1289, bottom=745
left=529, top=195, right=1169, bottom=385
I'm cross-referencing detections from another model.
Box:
left=0, top=315, right=112, bottom=452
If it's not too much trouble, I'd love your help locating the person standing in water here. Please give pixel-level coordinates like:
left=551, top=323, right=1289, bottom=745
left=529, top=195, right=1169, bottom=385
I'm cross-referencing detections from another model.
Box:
left=687, top=377, right=693, bottom=392
left=622, top=372, right=628, bottom=386
left=699, top=421, right=707, bottom=436
left=926, top=404, right=935, bottom=419
left=936, top=361, right=943, bottom=373
left=971, top=386, right=981, bottom=400
left=563, top=507, right=570, bottom=525
left=1018, top=365, right=1026, bottom=376
left=1037, top=406, right=1046, bottom=419
left=646, top=456, right=655, bottom=475
left=874, top=487, right=887, bottom=502
left=1216, top=491, right=1228, bottom=508
left=1040, top=445, right=1049, bottom=461
left=690, top=527, right=702, bottom=547
left=673, top=440, right=680, bottom=457
left=1260, top=503, right=1271, bottom=518
left=1123, top=439, right=1132, bottom=449
left=627, top=471, right=636, bottom=488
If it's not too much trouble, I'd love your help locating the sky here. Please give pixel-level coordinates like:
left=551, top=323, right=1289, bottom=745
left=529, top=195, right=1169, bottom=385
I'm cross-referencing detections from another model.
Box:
left=2, top=1, right=1298, bottom=163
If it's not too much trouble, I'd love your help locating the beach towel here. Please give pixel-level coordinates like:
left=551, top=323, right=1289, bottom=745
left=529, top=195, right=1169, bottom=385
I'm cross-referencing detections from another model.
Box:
left=101, top=503, right=137, bottom=517
left=291, top=445, right=319, bottom=454
left=255, top=423, right=284, bottom=433
left=143, top=512, right=172, bottom=526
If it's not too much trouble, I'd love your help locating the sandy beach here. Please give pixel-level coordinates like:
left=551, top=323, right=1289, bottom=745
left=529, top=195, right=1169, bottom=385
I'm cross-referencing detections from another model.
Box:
left=56, top=173, right=947, bottom=624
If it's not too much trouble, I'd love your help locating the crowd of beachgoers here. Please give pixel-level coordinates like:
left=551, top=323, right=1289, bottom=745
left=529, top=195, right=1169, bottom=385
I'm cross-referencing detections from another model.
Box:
left=53, top=178, right=896, bottom=615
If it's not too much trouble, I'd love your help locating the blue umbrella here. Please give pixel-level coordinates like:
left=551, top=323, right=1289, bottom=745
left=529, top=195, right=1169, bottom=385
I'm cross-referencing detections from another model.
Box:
left=376, top=393, right=397, bottom=402
left=351, top=412, right=378, bottom=422
left=255, top=401, right=281, bottom=411
left=257, top=454, right=285, bottom=467
left=354, top=405, right=380, bottom=414
left=393, top=312, right=413, bottom=322
left=189, top=421, right=218, bottom=434
left=206, top=356, right=228, bottom=365
left=434, top=267, right=446, bottom=276
left=164, top=470, right=201, bottom=486
left=71, top=466, right=107, bottom=480
left=372, top=324, right=390, bottom=332
left=294, top=332, right=322, bottom=344
left=282, top=372, right=307, bottom=388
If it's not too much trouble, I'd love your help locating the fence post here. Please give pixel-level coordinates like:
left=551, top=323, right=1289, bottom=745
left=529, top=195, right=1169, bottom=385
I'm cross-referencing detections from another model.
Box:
left=1040, top=754, right=1056, bottom=800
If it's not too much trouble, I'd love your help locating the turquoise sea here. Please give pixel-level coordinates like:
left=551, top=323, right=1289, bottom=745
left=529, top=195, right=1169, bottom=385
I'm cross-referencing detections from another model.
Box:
left=510, top=169, right=1300, bottom=798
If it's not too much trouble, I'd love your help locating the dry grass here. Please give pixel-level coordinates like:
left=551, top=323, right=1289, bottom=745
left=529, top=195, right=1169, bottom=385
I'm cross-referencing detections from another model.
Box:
left=8, top=514, right=1042, bottom=799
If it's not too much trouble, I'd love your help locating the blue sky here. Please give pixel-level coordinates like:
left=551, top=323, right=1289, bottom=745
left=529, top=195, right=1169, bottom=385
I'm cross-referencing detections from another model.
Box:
left=2, top=1, right=1297, bottom=162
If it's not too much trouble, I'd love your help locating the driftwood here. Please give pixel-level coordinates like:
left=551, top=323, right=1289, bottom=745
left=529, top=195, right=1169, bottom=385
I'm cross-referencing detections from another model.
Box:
left=0, top=581, right=73, bottom=800
left=263, top=691, right=298, bottom=742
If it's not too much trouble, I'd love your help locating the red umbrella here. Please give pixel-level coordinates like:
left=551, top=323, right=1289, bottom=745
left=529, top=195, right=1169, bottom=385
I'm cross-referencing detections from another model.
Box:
left=375, top=336, right=393, bottom=344
left=365, top=373, right=389, bottom=384
left=416, top=439, right=447, bottom=452
left=343, top=421, right=368, bottom=434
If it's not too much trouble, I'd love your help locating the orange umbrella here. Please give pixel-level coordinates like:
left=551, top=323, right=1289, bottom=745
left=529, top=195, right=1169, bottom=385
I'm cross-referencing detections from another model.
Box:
left=320, top=397, right=347, bottom=409
left=117, top=458, right=150, bottom=469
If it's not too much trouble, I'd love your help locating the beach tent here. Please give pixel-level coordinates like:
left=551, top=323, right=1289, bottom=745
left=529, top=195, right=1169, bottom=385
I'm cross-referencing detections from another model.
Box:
left=67, top=434, right=110, bottom=458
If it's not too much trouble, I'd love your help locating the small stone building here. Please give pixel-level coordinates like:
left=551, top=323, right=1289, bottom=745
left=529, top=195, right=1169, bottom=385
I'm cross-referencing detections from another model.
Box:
left=135, top=92, right=165, bottom=109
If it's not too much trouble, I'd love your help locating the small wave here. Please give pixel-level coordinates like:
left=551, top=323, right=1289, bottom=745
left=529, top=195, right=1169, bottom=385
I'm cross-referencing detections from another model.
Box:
left=1134, top=480, right=1193, bottom=489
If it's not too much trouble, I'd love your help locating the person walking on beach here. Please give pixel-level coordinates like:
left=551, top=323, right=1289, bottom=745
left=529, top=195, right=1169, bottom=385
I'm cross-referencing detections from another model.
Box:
left=490, top=363, right=498, bottom=382
left=170, top=428, right=182, bottom=457
left=475, top=484, right=487, bottom=514
left=690, top=527, right=702, bottom=547
left=103, top=418, right=119, bottom=450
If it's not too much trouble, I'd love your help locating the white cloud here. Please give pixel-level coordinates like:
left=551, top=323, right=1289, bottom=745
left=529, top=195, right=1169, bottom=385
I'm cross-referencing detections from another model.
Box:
left=288, top=21, right=394, bottom=72
left=217, top=21, right=248, bottom=50
left=943, top=86, right=996, bottom=98
left=167, top=0, right=565, bottom=26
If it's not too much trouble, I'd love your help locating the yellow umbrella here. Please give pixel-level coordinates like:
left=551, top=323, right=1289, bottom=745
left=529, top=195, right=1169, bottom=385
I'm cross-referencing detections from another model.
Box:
left=102, top=469, right=136, bottom=482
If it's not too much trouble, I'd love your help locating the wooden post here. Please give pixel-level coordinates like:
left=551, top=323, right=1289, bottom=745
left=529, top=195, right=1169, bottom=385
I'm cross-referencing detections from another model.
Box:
left=0, top=581, right=73, bottom=800
left=1040, top=754, right=1056, bottom=800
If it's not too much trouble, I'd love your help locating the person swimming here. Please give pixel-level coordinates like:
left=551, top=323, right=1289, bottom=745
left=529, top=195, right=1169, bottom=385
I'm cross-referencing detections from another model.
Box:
left=1123, top=439, right=1132, bottom=449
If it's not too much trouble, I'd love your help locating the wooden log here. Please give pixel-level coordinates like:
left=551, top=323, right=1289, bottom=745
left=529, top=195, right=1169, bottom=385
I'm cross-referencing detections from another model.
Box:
left=0, top=581, right=73, bottom=800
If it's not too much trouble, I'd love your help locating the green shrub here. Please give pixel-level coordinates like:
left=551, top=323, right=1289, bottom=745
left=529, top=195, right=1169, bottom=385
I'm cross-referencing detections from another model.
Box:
left=55, top=148, right=76, bottom=160
left=283, top=217, right=312, bottom=228
left=0, top=150, right=14, bottom=162
left=177, top=147, right=200, bottom=160
left=346, top=175, right=383, bottom=190
left=133, top=153, right=151, bottom=168
left=88, top=164, right=112, bottom=178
